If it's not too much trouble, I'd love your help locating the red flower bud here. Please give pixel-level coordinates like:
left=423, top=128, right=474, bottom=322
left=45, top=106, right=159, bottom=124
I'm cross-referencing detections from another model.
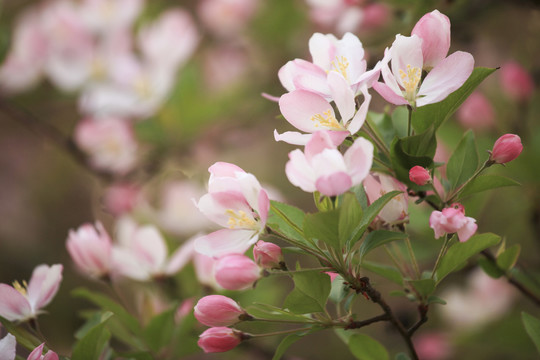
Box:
left=197, top=327, right=243, bottom=353
left=490, top=134, right=523, bottom=164
left=409, top=166, right=431, bottom=186
left=253, top=240, right=283, bottom=269
left=194, top=295, right=245, bottom=327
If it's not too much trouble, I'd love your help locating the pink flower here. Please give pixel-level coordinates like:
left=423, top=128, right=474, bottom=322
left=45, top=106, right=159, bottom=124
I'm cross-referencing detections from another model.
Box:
left=79, top=0, right=144, bottom=34
left=285, top=131, right=373, bottom=196
left=193, top=252, right=221, bottom=290
left=429, top=203, right=477, bottom=242
left=0, top=264, right=63, bottom=322
left=194, top=162, right=270, bottom=258
left=500, top=61, right=534, bottom=102
left=27, top=343, right=59, bottom=360
left=74, top=117, right=138, bottom=174
left=66, top=222, right=112, bottom=278
left=409, top=166, right=431, bottom=186
left=198, top=327, right=243, bottom=353
left=253, top=240, right=283, bottom=269
left=457, top=92, right=494, bottom=130
left=411, top=10, right=451, bottom=70
left=490, top=134, right=523, bottom=164
left=374, top=25, right=474, bottom=107
left=194, top=295, right=246, bottom=327
left=0, top=334, right=16, bottom=360
left=414, top=333, right=451, bottom=360
left=214, top=254, right=261, bottom=291
left=364, top=173, right=408, bottom=225
left=197, top=0, right=259, bottom=37
left=103, top=183, right=140, bottom=216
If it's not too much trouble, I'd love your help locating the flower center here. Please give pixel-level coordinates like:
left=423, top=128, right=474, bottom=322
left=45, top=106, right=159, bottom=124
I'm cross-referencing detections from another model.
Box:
left=13, top=280, right=28, bottom=296
left=226, top=209, right=258, bottom=230
left=330, top=56, right=350, bottom=81
left=311, top=109, right=344, bottom=130
left=399, top=64, right=421, bottom=103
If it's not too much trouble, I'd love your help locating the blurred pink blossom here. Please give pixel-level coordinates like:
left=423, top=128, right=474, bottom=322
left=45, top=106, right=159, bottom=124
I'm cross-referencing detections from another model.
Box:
left=79, top=0, right=144, bottom=34
left=414, top=333, right=451, bottom=360
left=74, top=117, right=138, bottom=174
left=103, top=183, right=141, bottom=216
left=198, top=0, right=260, bottom=37
left=203, top=45, right=249, bottom=92
left=500, top=61, right=534, bottom=102
left=0, top=264, right=63, bottom=322
left=457, top=92, right=495, bottom=130
left=66, top=222, right=113, bottom=278
left=364, top=172, right=408, bottom=225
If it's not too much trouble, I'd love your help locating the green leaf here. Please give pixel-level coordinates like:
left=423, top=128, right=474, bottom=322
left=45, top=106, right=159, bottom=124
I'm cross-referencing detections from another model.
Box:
left=328, top=274, right=349, bottom=304
left=368, top=111, right=397, bottom=147
left=339, top=193, right=364, bottom=248
left=412, top=67, right=497, bottom=133
left=459, top=175, right=520, bottom=199
left=348, top=333, right=389, bottom=360
left=395, top=353, right=411, bottom=360
left=349, top=191, right=403, bottom=248
left=314, top=191, right=334, bottom=211
left=143, top=307, right=176, bottom=352
left=0, top=316, right=41, bottom=350
left=497, top=244, right=521, bottom=271
left=427, top=295, right=447, bottom=305
left=267, top=201, right=307, bottom=244
left=408, top=279, right=435, bottom=298
left=446, top=130, right=478, bottom=190
left=435, top=233, right=501, bottom=283
left=72, top=312, right=113, bottom=360
left=477, top=257, right=504, bottom=278
left=362, top=261, right=403, bottom=286
left=390, top=127, right=437, bottom=184
left=283, top=271, right=331, bottom=314
left=391, top=106, right=408, bottom=138
left=114, top=352, right=153, bottom=360
left=72, top=288, right=141, bottom=335
left=359, top=230, right=408, bottom=260
left=272, top=332, right=310, bottom=360
left=247, top=304, right=315, bottom=323
left=304, top=209, right=340, bottom=250
left=522, top=312, right=540, bottom=354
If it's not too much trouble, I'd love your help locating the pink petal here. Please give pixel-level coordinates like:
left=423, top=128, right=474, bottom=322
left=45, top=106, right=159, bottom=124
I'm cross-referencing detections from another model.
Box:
left=344, top=137, right=374, bottom=185
left=257, top=189, right=270, bottom=224
left=0, top=284, right=32, bottom=321
left=132, top=226, right=168, bottom=271
left=43, top=351, right=59, bottom=360
left=417, top=51, right=474, bottom=106
left=27, top=343, right=46, bottom=360
left=457, top=217, right=477, bottom=243
left=315, top=172, right=353, bottom=197
left=328, top=71, right=355, bottom=121
left=373, top=81, right=408, bottom=106
left=309, top=33, right=336, bottom=71
left=194, top=229, right=258, bottom=258
left=285, top=59, right=329, bottom=97
left=411, top=10, right=451, bottom=69
left=209, top=162, right=245, bottom=178
left=346, top=85, right=372, bottom=134
left=197, top=191, right=251, bottom=228
left=305, top=131, right=336, bottom=162
left=390, top=35, right=424, bottom=89
left=165, top=237, right=196, bottom=275
left=27, top=264, right=62, bottom=312
left=285, top=150, right=317, bottom=193
left=336, top=33, right=366, bottom=83
left=0, top=334, right=16, bottom=360
left=273, top=129, right=313, bottom=145
left=279, top=90, right=342, bottom=132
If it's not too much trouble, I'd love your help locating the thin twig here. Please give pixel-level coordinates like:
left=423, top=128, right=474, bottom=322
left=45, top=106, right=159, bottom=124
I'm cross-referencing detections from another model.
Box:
left=407, top=304, right=428, bottom=336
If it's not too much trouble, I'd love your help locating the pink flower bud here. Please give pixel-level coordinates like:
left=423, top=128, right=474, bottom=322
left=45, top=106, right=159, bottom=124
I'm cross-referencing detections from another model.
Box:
left=197, top=327, right=244, bottom=353
left=253, top=240, right=283, bottom=269
left=457, top=92, right=495, bottom=130
left=28, top=343, right=59, bottom=360
left=194, top=295, right=246, bottom=327
left=66, top=222, right=112, bottom=278
left=409, top=166, right=431, bottom=186
left=214, top=254, right=261, bottom=290
left=411, top=10, right=451, bottom=69
left=500, top=61, right=534, bottom=102
left=490, top=134, right=523, bottom=164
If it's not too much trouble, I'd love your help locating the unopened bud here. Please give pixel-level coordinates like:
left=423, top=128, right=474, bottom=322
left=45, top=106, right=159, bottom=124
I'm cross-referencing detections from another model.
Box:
left=490, top=134, right=523, bottom=164
left=194, top=295, right=248, bottom=327
left=253, top=240, right=283, bottom=269
left=409, top=166, right=431, bottom=186
left=214, top=254, right=261, bottom=290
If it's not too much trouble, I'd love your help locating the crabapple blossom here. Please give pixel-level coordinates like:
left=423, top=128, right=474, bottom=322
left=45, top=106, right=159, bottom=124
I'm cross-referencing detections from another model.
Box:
left=27, top=343, right=59, bottom=360
left=285, top=131, right=373, bottom=197
left=197, top=0, right=260, bottom=37
left=411, top=10, right=451, bottom=70
left=457, top=91, right=495, bottom=130
left=198, top=327, right=244, bottom=353
left=253, top=240, right=283, bottom=269
left=429, top=203, right=477, bottom=242
left=74, top=117, right=138, bottom=174
left=373, top=34, right=474, bottom=107
left=214, top=254, right=261, bottom=290
left=79, top=0, right=144, bottom=34
left=194, top=295, right=246, bottom=327
left=500, top=61, right=534, bottom=102
left=66, top=222, right=113, bottom=278
left=364, top=173, right=408, bottom=225
left=194, top=162, right=270, bottom=258
left=489, top=134, right=523, bottom=164
left=409, top=166, right=431, bottom=186
left=0, top=264, right=63, bottom=322
left=103, top=183, right=141, bottom=216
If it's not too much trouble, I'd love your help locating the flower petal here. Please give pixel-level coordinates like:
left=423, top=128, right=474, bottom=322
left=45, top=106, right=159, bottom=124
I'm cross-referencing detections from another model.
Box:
left=346, top=85, right=371, bottom=134
left=373, top=81, right=408, bottom=106
left=315, top=172, right=353, bottom=197
left=328, top=71, right=355, bottom=121
left=417, top=51, right=474, bottom=106
left=279, top=90, right=342, bottom=132
left=274, top=129, right=313, bottom=145
left=0, top=284, right=32, bottom=321
left=390, top=35, right=423, bottom=89
left=285, top=149, right=317, bottom=193
left=194, top=229, right=258, bottom=258
left=0, top=334, right=16, bottom=360
left=27, top=264, right=63, bottom=312
left=344, top=137, right=374, bottom=185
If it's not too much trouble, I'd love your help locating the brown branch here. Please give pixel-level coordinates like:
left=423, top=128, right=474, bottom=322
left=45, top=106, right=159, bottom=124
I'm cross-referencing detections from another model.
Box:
left=407, top=304, right=428, bottom=336
left=481, top=250, right=540, bottom=307
left=345, top=313, right=389, bottom=329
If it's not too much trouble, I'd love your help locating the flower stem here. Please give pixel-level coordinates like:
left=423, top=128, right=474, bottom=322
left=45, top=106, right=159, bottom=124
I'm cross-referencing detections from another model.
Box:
left=405, top=237, right=421, bottom=279
left=407, top=105, right=413, bottom=137
left=446, top=159, right=491, bottom=204
left=247, top=327, right=312, bottom=338
left=431, top=234, right=452, bottom=279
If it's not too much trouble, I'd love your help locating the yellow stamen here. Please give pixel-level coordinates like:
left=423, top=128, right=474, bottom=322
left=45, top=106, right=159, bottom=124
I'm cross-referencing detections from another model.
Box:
left=13, top=280, right=28, bottom=296
left=226, top=209, right=258, bottom=230
left=329, top=56, right=350, bottom=80
left=398, top=64, right=422, bottom=103
left=310, top=109, right=343, bottom=130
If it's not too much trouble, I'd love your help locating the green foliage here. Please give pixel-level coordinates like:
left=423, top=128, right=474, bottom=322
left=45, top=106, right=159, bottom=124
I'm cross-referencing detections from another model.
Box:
left=435, top=233, right=501, bottom=283
left=446, top=130, right=478, bottom=190
left=268, top=200, right=307, bottom=242
left=522, top=312, right=540, bottom=354
left=304, top=209, right=341, bottom=251
left=339, top=193, right=364, bottom=248
left=72, top=312, right=112, bottom=360
left=395, top=353, right=411, bottom=360
left=247, top=303, right=316, bottom=323
left=497, top=244, right=521, bottom=271
left=348, top=333, right=389, bottom=360
left=412, top=67, right=497, bottom=133
left=362, top=261, right=404, bottom=286
left=478, top=257, right=505, bottom=278
left=143, top=306, right=176, bottom=353
left=283, top=271, right=331, bottom=314
left=459, top=175, right=520, bottom=199
left=272, top=332, right=313, bottom=360
left=358, top=230, right=408, bottom=260
left=408, top=279, right=436, bottom=299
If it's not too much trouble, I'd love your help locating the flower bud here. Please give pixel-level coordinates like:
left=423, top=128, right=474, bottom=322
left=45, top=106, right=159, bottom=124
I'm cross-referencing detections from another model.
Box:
left=194, top=295, right=246, bottom=327
left=409, top=166, right=431, bottom=186
left=253, top=240, right=283, bottom=269
left=66, top=222, right=112, bottom=278
left=214, top=254, right=261, bottom=290
left=500, top=61, right=534, bottom=102
left=411, top=10, right=451, bottom=69
left=490, top=134, right=523, bottom=164
left=197, top=327, right=244, bottom=353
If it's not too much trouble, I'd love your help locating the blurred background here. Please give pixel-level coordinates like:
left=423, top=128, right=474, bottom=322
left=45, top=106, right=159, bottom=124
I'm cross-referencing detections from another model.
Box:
left=0, top=0, right=539, bottom=359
